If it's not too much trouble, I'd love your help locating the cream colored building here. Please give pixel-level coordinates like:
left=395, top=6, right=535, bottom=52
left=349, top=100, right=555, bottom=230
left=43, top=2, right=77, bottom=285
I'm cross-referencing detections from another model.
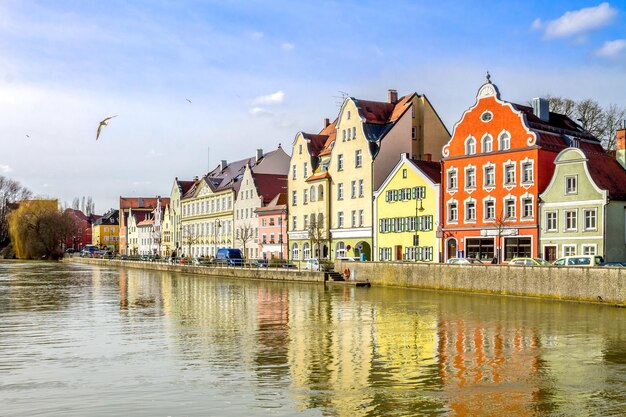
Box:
left=288, top=90, right=450, bottom=261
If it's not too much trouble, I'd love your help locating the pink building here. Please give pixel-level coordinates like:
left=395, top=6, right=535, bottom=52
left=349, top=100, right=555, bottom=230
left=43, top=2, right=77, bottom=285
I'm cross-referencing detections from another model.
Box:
left=255, top=193, right=287, bottom=260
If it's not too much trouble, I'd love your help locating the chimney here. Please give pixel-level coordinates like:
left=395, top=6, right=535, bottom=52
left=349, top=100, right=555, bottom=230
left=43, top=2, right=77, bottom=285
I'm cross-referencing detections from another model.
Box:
left=324, top=118, right=330, bottom=127
left=532, top=97, right=549, bottom=122
left=423, top=153, right=432, bottom=162
left=617, top=126, right=626, bottom=170
left=220, top=160, right=227, bottom=171
left=256, top=149, right=263, bottom=162
left=388, top=89, right=398, bottom=104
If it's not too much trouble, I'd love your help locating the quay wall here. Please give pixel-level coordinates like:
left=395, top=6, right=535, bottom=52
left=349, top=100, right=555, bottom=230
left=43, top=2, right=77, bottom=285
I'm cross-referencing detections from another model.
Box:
left=336, top=260, right=625, bottom=306
left=67, top=258, right=325, bottom=283
left=67, top=258, right=625, bottom=306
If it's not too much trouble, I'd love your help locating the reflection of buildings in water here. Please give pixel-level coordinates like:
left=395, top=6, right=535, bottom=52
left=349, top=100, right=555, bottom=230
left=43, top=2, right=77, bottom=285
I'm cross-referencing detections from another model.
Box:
left=438, top=319, right=541, bottom=416
left=124, top=268, right=164, bottom=313
left=288, top=287, right=376, bottom=417
left=253, top=287, right=290, bottom=382
left=119, top=268, right=128, bottom=310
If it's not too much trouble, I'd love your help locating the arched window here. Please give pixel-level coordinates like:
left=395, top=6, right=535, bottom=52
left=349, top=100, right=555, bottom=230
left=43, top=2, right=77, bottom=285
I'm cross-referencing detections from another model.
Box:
left=335, top=241, right=346, bottom=258
left=482, top=134, right=493, bottom=153
left=310, top=186, right=316, bottom=202
left=465, top=136, right=476, bottom=155
left=291, top=243, right=300, bottom=260
left=318, top=184, right=324, bottom=201
left=303, top=242, right=311, bottom=259
left=499, top=132, right=511, bottom=150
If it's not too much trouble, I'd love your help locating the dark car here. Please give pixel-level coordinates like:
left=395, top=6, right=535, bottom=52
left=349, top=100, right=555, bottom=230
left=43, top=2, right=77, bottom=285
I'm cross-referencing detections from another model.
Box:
left=216, top=248, right=244, bottom=266
left=252, top=259, right=269, bottom=267
left=119, top=254, right=128, bottom=260
left=600, top=261, right=626, bottom=267
left=282, top=263, right=297, bottom=269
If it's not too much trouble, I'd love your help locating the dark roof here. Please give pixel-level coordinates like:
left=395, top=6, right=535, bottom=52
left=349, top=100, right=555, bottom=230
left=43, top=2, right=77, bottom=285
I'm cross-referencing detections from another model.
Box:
left=585, top=152, right=626, bottom=200
left=177, top=180, right=195, bottom=195
left=93, top=209, right=119, bottom=226
left=253, top=174, right=288, bottom=205
left=119, top=197, right=169, bottom=210
left=409, top=159, right=441, bottom=184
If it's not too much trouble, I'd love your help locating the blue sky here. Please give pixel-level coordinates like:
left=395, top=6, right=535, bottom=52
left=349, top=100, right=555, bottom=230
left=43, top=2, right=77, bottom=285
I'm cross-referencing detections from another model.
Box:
left=1, top=0, right=625, bottom=212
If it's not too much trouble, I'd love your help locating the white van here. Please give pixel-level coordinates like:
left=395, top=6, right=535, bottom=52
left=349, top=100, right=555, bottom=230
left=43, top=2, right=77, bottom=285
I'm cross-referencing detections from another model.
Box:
left=553, top=255, right=604, bottom=266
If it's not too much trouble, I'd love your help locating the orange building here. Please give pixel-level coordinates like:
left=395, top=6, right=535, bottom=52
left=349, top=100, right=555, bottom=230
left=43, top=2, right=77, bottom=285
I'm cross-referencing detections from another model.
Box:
left=441, top=77, right=596, bottom=261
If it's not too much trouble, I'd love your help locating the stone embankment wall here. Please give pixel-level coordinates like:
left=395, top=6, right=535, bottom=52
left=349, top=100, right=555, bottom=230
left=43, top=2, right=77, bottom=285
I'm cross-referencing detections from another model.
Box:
left=337, top=261, right=625, bottom=305
left=68, top=258, right=325, bottom=283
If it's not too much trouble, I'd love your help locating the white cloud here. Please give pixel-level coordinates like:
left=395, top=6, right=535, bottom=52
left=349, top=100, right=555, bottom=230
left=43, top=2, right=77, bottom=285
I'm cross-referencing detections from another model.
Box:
left=536, top=2, right=617, bottom=39
left=253, top=90, right=284, bottom=105
left=0, top=164, right=12, bottom=173
left=281, top=42, right=295, bottom=51
left=249, top=107, right=273, bottom=117
left=596, top=39, right=626, bottom=57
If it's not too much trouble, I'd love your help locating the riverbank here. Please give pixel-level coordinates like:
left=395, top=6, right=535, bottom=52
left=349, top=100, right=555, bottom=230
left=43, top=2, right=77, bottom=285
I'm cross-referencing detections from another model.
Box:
left=66, top=257, right=625, bottom=306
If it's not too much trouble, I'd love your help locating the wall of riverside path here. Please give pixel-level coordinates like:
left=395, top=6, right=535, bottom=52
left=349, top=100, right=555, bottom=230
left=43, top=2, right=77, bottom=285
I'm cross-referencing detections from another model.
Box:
left=66, top=258, right=625, bottom=306
left=336, top=261, right=625, bottom=305
left=67, top=258, right=325, bottom=283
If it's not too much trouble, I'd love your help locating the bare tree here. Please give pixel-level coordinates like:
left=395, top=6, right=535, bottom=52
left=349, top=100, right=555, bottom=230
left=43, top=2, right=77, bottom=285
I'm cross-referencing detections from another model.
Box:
left=181, top=224, right=199, bottom=257
left=237, top=222, right=255, bottom=259
left=72, top=198, right=80, bottom=210
left=307, top=212, right=328, bottom=259
left=0, top=176, right=32, bottom=247
left=538, top=95, right=626, bottom=150
left=493, top=209, right=513, bottom=263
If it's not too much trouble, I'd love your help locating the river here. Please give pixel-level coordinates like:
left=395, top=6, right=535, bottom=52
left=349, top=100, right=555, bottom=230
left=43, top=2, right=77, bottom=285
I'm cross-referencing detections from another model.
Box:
left=0, top=261, right=624, bottom=416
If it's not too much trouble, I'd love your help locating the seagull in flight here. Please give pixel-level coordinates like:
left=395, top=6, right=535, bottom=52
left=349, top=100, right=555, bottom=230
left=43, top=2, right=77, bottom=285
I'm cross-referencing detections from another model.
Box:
left=96, top=115, right=117, bottom=140
left=25, top=134, right=30, bottom=138
left=186, top=98, right=192, bottom=103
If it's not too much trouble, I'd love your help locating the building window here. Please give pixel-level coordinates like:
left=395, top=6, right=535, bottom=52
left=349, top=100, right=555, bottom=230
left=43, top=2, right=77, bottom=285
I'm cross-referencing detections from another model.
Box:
left=299, top=144, right=302, bottom=154
left=303, top=214, right=309, bottom=230
left=351, top=210, right=356, bottom=227
left=565, top=175, right=577, bottom=194
left=379, top=247, right=392, bottom=261
left=505, top=237, right=531, bottom=260
left=358, top=179, right=364, bottom=197
left=359, top=210, right=364, bottom=227
left=291, top=243, right=299, bottom=260
left=352, top=126, right=356, bottom=139
left=499, top=132, right=510, bottom=150
left=291, top=191, right=297, bottom=206
left=505, top=199, right=516, bottom=220
left=465, top=136, right=476, bottom=155
left=482, top=135, right=493, bottom=153
left=582, top=245, right=596, bottom=255
left=292, top=216, right=297, bottom=231
left=563, top=244, right=576, bottom=257
left=310, top=186, right=316, bottom=202
left=448, top=202, right=458, bottom=222
left=402, top=169, right=407, bottom=179
left=292, top=164, right=296, bottom=180
left=412, top=127, right=417, bottom=140
left=565, top=210, right=577, bottom=231
left=484, top=166, right=495, bottom=187
left=337, top=183, right=344, bottom=200
left=522, top=198, right=533, bottom=219
left=465, top=167, right=476, bottom=189
left=447, top=169, right=458, bottom=190
left=303, top=189, right=308, bottom=205
left=504, top=164, right=516, bottom=185
left=303, top=162, right=308, bottom=178
left=337, top=212, right=344, bottom=228
left=522, top=162, right=534, bottom=183
left=465, top=201, right=476, bottom=221
left=318, top=184, right=324, bottom=201
left=546, top=212, right=557, bottom=231
left=355, top=150, right=362, bottom=168
left=337, top=154, right=344, bottom=171
left=351, top=181, right=356, bottom=198
left=466, top=238, right=494, bottom=260
left=484, top=200, right=495, bottom=220
left=342, top=129, right=346, bottom=141
left=584, top=209, right=597, bottom=230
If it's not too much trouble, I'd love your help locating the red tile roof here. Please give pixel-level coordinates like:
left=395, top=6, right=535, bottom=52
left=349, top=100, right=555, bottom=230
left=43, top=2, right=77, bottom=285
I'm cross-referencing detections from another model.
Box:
left=256, top=193, right=287, bottom=214
left=253, top=174, right=288, bottom=205
left=119, top=197, right=169, bottom=210
left=409, top=159, right=441, bottom=184
left=306, top=172, right=331, bottom=182
left=584, top=151, right=626, bottom=200
left=137, top=218, right=154, bottom=226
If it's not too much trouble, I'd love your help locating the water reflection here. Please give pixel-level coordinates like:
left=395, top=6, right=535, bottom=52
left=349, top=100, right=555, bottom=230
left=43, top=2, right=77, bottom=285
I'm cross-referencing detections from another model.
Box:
left=0, top=262, right=625, bottom=417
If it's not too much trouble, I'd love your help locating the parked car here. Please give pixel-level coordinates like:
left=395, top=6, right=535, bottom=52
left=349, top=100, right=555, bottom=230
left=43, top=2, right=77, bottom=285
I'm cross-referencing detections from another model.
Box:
left=282, top=262, right=297, bottom=269
left=336, top=257, right=360, bottom=262
left=304, top=258, right=320, bottom=271
left=509, top=257, right=551, bottom=266
left=553, top=255, right=604, bottom=266
left=216, top=248, right=244, bottom=266
left=599, top=261, right=626, bottom=267
left=119, top=254, right=128, bottom=260
left=251, top=259, right=269, bottom=267
left=446, top=258, right=483, bottom=264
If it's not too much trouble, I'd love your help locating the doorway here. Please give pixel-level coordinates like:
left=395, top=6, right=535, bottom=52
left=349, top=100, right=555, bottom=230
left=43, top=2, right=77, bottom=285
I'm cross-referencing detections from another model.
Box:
left=544, top=245, right=557, bottom=263
left=446, top=238, right=457, bottom=261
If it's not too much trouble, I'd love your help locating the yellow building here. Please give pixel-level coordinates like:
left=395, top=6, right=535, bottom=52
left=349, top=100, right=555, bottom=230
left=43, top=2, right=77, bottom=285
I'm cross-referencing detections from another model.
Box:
left=288, top=90, right=449, bottom=261
left=91, top=209, right=119, bottom=251
left=373, top=153, right=441, bottom=262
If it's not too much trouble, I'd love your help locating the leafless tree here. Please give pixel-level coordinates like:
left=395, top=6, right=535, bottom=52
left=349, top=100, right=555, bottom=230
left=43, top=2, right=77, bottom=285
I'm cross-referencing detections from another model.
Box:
left=307, top=212, right=328, bottom=259
left=493, top=209, right=513, bottom=263
left=237, top=222, right=255, bottom=259
left=181, top=224, right=199, bottom=257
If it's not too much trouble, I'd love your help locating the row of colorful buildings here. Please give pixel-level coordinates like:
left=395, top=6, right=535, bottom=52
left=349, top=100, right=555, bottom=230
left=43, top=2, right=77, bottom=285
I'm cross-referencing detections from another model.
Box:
left=110, top=77, right=626, bottom=263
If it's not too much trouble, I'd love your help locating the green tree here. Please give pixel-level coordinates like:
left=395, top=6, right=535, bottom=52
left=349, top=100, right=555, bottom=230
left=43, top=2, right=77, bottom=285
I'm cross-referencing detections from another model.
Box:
left=8, top=200, right=76, bottom=259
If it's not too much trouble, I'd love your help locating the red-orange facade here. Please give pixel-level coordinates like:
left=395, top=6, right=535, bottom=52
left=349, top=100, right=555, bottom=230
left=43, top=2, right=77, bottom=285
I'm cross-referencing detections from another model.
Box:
left=441, top=80, right=572, bottom=261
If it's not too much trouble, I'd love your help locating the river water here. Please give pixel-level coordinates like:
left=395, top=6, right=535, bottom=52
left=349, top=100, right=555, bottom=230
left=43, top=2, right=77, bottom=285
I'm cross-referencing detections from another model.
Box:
left=0, top=261, right=624, bottom=417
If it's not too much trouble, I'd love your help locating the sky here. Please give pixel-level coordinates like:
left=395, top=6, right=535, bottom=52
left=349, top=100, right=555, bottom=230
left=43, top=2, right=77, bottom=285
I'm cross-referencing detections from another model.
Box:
left=1, top=0, right=625, bottom=212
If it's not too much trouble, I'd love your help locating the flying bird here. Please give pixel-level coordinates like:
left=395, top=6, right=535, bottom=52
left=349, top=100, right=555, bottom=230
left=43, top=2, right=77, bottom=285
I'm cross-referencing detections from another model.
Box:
left=96, top=115, right=117, bottom=140
left=25, top=134, right=30, bottom=138
left=186, top=98, right=192, bottom=103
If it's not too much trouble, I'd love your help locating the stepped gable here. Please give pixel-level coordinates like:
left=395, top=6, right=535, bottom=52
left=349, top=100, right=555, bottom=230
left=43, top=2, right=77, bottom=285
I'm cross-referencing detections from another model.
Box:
left=409, top=159, right=441, bottom=184
left=253, top=173, right=288, bottom=205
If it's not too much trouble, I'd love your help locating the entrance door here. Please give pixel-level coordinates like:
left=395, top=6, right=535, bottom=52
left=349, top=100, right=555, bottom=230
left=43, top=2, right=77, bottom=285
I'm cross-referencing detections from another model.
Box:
left=544, top=246, right=557, bottom=263
left=446, top=238, right=457, bottom=261
left=395, top=245, right=403, bottom=261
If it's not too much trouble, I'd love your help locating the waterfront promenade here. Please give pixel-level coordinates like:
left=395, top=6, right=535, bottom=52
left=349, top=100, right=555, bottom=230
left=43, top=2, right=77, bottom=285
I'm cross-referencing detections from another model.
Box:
left=67, top=257, right=625, bottom=306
